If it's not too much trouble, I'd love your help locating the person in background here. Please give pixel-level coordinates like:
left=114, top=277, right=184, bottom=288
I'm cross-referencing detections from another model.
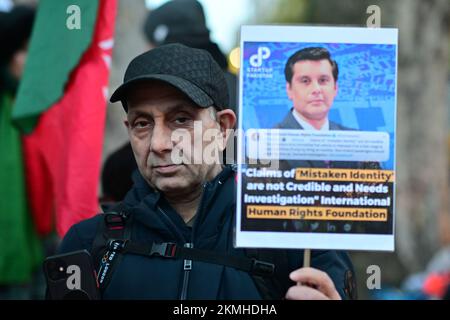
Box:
left=100, top=142, right=137, bottom=210
left=143, top=0, right=237, bottom=113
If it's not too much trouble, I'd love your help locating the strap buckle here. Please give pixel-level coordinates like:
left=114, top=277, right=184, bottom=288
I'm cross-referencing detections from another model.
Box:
left=150, top=242, right=177, bottom=258
left=107, top=239, right=127, bottom=252
left=104, top=212, right=128, bottom=230
left=251, top=259, right=275, bottom=277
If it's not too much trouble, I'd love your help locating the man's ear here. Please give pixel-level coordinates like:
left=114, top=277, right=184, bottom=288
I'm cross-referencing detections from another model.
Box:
left=216, top=109, right=236, bottom=131
left=216, top=109, right=237, bottom=151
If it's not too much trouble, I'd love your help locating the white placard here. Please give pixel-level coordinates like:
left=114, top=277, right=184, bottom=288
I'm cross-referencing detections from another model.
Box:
left=235, top=25, right=398, bottom=251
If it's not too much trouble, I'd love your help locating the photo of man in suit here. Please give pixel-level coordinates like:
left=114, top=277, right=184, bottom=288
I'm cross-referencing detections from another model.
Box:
left=265, top=47, right=383, bottom=233
left=275, top=46, right=379, bottom=170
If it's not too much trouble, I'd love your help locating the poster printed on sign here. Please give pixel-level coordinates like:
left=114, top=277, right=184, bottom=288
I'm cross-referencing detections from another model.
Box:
left=235, top=25, right=398, bottom=251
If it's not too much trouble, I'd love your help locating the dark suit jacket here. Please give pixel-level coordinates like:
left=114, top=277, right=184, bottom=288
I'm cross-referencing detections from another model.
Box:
left=274, top=109, right=379, bottom=170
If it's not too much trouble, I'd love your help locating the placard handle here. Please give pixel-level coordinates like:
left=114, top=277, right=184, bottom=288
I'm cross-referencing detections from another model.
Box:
left=303, top=249, right=311, bottom=268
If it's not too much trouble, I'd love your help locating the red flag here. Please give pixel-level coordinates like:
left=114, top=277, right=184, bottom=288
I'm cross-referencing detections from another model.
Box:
left=23, top=0, right=117, bottom=237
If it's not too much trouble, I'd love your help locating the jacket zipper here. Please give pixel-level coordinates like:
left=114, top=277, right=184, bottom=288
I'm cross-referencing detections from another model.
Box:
left=157, top=206, right=192, bottom=300
left=179, top=182, right=212, bottom=300
left=180, top=242, right=193, bottom=300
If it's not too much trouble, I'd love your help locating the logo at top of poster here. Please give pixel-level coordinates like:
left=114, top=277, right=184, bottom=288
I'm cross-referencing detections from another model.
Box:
left=250, top=47, right=270, bottom=67
left=247, top=46, right=273, bottom=78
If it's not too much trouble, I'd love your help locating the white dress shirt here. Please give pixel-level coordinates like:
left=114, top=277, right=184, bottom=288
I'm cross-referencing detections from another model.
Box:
left=292, top=109, right=329, bottom=131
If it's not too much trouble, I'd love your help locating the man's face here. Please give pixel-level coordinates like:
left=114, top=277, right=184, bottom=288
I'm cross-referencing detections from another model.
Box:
left=9, top=42, right=28, bottom=80
left=125, top=82, right=223, bottom=194
left=286, top=59, right=338, bottom=123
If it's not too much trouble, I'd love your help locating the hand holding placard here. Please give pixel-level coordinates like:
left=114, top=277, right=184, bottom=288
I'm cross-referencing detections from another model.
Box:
left=286, top=266, right=342, bottom=300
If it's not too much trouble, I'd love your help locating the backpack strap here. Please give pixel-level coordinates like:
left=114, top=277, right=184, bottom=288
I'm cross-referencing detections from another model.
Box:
left=107, top=240, right=275, bottom=277
left=90, top=207, right=275, bottom=294
left=91, top=203, right=132, bottom=294
left=90, top=189, right=289, bottom=299
left=245, top=248, right=294, bottom=300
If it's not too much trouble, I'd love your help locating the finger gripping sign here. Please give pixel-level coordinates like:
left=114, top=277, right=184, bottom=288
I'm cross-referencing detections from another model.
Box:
left=235, top=25, right=398, bottom=251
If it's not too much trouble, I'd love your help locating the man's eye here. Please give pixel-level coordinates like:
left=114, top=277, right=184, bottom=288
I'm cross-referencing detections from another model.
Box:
left=300, top=78, right=310, bottom=84
left=134, top=121, right=150, bottom=128
left=319, top=78, right=329, bottom=84
left=174, top=117, right=190, bottom=124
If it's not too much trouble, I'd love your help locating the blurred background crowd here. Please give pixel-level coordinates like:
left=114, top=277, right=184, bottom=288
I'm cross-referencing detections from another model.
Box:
left=0, top=0, right=449, bottom=300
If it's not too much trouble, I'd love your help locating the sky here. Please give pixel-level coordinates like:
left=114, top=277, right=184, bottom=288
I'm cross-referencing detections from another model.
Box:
left=145, top=0, right=252, bottom=53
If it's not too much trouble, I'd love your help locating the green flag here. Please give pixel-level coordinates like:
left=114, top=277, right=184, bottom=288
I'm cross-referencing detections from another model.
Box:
left=12, top=0, right=99, bottom=133
left=0, top=94, right=42, bottom=284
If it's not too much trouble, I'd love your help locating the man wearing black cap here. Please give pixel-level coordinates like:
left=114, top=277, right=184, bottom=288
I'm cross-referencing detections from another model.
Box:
left=100, top=0, right=238, bottom=206
left=56, top=44, right=355, bottom=300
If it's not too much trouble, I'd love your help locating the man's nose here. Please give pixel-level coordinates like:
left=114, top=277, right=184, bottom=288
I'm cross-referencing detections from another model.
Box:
left=150, top=123, right=173, bottom=154
left=311, top=81, right=322, bottom=94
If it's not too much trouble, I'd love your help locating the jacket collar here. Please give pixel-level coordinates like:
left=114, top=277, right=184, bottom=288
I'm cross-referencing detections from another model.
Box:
left=120, top=166, right=236, bottom=244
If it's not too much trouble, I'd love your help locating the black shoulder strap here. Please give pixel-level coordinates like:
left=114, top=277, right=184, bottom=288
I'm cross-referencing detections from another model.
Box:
left=91, top=203, right=132, bottom=294
left=245, top=248, right=294, bottom=300
left=90, top=198, right=290, bottom=299
left=108, top=240, right=275, bottom=278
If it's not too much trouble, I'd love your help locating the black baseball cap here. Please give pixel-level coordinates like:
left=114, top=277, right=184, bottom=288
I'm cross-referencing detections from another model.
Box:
left=110, top=43, right=229, bottom=111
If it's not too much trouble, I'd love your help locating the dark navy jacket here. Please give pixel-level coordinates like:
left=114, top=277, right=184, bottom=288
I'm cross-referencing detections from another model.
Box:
left=58, top=166, right=355, bottom=299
